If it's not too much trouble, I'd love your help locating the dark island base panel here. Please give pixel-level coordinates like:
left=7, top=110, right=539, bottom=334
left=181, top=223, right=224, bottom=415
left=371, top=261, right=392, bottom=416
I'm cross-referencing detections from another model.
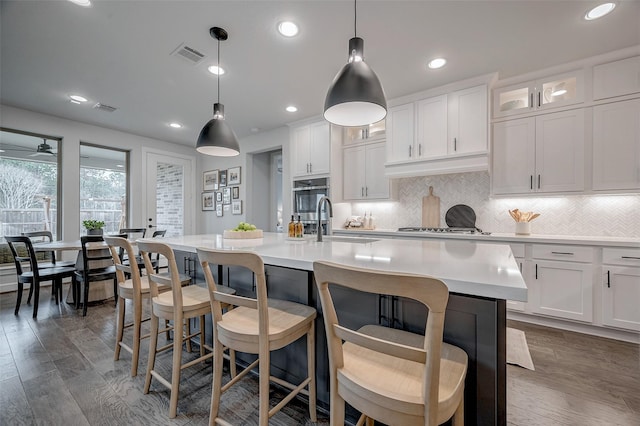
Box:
left=175, top=251, right=506, bottom=426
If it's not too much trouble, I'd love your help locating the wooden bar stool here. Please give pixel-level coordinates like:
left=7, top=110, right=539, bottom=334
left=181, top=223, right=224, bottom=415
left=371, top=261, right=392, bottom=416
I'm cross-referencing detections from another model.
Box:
left=105, top=236, right=173, bottom=377
left=313, top=261, right=468, bottom=426
left=197, top=248, right=317, bottom=426
left=138, top=240, right=234, bottom=419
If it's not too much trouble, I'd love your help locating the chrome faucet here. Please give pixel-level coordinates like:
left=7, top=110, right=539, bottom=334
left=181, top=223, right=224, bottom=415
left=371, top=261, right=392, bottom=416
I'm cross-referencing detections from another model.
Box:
left=316, top=196, right=333, bottom=242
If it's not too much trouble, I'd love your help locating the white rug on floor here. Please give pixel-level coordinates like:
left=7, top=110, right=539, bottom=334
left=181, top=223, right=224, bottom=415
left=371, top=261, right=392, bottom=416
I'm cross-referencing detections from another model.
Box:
left=507, top=327, right=535, bottom=371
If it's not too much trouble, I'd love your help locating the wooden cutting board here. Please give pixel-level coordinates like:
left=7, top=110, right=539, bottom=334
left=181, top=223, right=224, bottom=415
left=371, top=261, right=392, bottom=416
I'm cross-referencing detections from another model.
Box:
left=422, top=186, right=440, bottom=228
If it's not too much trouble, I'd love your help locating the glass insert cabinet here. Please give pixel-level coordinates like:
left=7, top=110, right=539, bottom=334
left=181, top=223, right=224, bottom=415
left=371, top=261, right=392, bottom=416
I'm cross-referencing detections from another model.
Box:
left=493, top=70, right=584, bottom=118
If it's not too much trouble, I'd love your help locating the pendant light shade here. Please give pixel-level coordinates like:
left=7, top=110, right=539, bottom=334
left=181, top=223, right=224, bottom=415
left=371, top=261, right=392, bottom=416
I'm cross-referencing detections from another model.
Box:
left=324, top=2, right=386, bottom=127
left=196, top=27, right=240, bottom=156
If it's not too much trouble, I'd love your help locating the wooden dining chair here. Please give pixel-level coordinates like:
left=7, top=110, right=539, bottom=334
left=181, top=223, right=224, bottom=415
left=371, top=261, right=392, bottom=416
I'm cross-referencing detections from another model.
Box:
left=138, top=240, right=235, bottom=419
left=75, top=235, right=117, bottom=316
left=197, top=247, right=317, bottom=426
left=5, top=236, right=77, bottom=318
left=313, top=261, right=468, bottom=426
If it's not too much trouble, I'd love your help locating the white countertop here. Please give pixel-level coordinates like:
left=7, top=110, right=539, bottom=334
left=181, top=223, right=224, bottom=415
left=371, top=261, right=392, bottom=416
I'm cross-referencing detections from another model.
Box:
left=148, top=233, right=527, bottom=302
left=334, top=228, right=640, bottom=248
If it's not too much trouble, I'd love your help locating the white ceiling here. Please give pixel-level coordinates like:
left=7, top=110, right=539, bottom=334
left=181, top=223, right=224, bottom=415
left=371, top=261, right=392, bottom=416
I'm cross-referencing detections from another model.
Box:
left=1, top=1, right=639, bottom=149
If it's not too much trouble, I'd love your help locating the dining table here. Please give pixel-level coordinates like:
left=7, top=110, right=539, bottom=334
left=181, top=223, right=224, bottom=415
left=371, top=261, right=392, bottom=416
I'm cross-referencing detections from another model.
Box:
left=33, top=239, right=116, bottom=303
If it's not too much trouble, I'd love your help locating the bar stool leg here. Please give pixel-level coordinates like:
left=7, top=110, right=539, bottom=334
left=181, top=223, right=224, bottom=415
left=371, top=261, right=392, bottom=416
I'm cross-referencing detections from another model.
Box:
left=144, top=314, right=160, bottom=394
left=131, top=297, right=143, bottom=377
left=114, top=294, right=125, bottom=361
left=258, top=349, right=269, bottom=426
left=169, top=314, right=185, bottom=419
left=307, top=323, right=317, bottom=422
left=209, top=335, right=225, bottom=426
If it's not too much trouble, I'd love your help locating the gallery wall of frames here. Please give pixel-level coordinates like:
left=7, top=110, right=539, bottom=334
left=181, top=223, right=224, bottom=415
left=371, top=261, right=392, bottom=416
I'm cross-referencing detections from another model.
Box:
left=202, top=167, right=242, bottom=217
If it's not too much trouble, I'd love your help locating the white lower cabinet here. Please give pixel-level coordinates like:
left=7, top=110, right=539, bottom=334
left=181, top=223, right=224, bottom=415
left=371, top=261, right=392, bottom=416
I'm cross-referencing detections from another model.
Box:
left=602, top=248, right=640, bottom=332
left=507, top=243, right=526, bottom=312
left=529, top=245, right=593, bottom=323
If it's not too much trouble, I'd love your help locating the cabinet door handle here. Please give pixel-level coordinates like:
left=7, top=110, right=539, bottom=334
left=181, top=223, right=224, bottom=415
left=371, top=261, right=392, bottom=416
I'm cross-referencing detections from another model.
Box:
left=365, top=187, right=368, bottom=197
left=419, top=144, right=422, bottom=156
left=409, top=145, right=412, bottom=157
left=621, top=256, right=640, bottom=260
left=538, top=91, right=541, bottom=107
left=535, top=263, right=538, bottom=279
left=538, top=174, right=541, bottom=189
left=530, top=175, right=533, bottom=190
left=309, top=163, right=312, bottom=173
left=454, top=138, right=457, bottom=152
left=530, top=93, right=534, bottom=108
left=361, top=187, right=364, bottom=197
left=551, top=251, right=574, bottom=255
left=519, top=262, right=523, bottom=272
left=606, top=270, right=610, bottom=288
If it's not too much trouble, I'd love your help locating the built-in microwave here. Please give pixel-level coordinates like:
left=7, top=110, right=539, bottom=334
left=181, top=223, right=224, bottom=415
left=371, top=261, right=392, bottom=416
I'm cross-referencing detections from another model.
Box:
left=292, top=177, right=330, bottom=232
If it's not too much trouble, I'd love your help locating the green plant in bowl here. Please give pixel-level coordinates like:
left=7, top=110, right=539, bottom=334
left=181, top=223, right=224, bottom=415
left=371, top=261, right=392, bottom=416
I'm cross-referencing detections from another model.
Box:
left=82, top=219, right=105, bottom=230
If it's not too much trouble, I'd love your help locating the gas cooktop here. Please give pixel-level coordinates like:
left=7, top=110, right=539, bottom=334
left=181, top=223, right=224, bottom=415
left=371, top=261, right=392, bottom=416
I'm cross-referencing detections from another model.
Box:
left=398, top=227, right=490, bottom=235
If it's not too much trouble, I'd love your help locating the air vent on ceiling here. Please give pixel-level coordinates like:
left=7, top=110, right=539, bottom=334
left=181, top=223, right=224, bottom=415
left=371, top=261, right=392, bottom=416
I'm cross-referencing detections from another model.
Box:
left=171, top=43, right=206, bottom=65
left=93, top=103, right=117, bottom=113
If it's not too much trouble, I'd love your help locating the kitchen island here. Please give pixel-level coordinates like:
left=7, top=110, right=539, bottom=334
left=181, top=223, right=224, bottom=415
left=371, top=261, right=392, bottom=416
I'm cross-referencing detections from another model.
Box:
left=149, top=233, right=526, bottom=425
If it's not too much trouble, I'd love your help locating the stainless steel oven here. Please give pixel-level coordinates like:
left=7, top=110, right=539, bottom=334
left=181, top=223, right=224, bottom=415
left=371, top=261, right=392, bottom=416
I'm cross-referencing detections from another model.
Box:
left=292, top=177, right=330, bottom=232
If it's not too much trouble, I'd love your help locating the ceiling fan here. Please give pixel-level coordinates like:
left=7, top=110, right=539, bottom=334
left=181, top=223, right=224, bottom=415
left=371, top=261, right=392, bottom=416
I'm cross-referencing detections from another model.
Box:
left=30, top=139, right=57, bottom=156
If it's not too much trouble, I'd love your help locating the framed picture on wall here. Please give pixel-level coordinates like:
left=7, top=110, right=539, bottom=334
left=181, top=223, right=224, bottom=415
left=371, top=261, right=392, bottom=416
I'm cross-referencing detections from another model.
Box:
left=222, top=187, right=231, bottom=205
left=232, top=200, right=242, bottom=215
left=202, top=192, right=215, bottom=211
left=215, top=191, right=222, bottom=203
left=216, top=203, right=223, bottom=217
left=219, top=170, right=227, bottom=187
left=228, top=167, right=241, bottom=185
left=232, top=186, right=240, bottom=199
left=203, top=170, right=219, bottom=191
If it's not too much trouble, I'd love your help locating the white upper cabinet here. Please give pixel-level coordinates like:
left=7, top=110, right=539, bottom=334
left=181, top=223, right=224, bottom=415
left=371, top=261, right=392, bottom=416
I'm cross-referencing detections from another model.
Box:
left=416, top=94, right=448, bottom=159
left=291, top=121, right=330, bottom=178
left=593, top=98, right=640, bottom=191
left=493, top=70, right=584, bottom=118
left=492, top=109, right=585, bottom=195
left=386, top=103, right=415, bottom=163
left=448, top=85, right=488, bottom=155
left=343, top=141, right=390, bottom=200
left=386, top=84, right=488, bottom=177
left=593, top=56, right=640, bottom=101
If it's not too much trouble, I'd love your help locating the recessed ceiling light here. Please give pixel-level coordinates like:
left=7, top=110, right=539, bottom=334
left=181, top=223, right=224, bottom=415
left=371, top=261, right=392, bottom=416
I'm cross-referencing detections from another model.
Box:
left=68, top=0, right=91, bottom=6
left=69, top=94, right=88, bottom=103
left=0, top=149, right=5, bottom=153
left=427, top=58, right=447, bottom=69
left=169, top=122, right=183, bottom=128
left=278, top=21, right=299, bottom=37
left=116, top=164, right=124, bottom=168
left=286, top=106, right=298, bottom=112
left=585, top=3, right=616, bottom=20
left=208, top=65, right=225, bottom=75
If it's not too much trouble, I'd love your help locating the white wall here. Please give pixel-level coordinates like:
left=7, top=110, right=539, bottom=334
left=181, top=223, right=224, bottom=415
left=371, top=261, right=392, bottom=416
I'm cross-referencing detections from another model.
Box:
left=1, top=105, right=198, bottom=238
left=197, top=125, right=290, bottom=234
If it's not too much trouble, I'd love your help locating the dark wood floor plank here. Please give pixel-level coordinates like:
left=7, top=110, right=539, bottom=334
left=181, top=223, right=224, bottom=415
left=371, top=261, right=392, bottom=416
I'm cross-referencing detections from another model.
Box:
left=22, top=369, right=90, bottom=425
left=0, top=376, right=36, bottom=426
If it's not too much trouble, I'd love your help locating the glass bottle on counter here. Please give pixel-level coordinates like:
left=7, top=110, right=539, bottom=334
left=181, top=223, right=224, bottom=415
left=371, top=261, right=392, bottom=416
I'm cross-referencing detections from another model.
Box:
left=295, top=215, right=303, bottom=238
left=288, top=215, right=295, bottom=238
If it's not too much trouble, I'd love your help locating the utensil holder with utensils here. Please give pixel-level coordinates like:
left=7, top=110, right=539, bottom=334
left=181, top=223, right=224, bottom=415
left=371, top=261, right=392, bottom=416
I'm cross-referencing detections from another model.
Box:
left=515, top=221, right=531, bottom=235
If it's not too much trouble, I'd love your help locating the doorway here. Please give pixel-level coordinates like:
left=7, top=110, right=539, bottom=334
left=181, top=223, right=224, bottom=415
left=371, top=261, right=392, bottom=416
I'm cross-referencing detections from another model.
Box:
left=247, top=149, right=283, bottom=232
left=142, top=149, right=196, bottom=236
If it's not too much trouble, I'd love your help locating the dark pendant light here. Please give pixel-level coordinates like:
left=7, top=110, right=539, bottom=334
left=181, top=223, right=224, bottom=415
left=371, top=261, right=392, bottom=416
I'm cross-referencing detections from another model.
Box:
left=196, top=26, right=240, bottom=157
left=324, top=0, right=386, bottom=127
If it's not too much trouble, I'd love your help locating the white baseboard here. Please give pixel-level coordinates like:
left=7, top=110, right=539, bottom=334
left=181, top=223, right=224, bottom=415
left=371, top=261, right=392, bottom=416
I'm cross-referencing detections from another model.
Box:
left=507, top=311, right=640, bottom=344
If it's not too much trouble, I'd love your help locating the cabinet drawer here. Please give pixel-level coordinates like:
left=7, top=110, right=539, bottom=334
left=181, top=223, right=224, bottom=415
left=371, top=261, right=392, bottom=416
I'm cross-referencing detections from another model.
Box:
left=603, top=247, right=640, bottom=266
left=509, top=243, right=525, bottom=258
left=532, top=244, right=593, bottom=263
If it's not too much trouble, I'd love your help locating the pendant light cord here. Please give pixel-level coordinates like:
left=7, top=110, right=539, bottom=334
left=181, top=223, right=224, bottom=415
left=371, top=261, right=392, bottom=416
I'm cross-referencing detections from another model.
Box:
left=217, top=36, right=221, bottom=104
left=354, top=0, right=357, bottom=37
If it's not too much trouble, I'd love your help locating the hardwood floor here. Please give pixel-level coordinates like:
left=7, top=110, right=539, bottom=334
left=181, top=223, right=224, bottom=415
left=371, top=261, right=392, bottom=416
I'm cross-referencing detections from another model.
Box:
left=1, top=284, right=638, bottom=425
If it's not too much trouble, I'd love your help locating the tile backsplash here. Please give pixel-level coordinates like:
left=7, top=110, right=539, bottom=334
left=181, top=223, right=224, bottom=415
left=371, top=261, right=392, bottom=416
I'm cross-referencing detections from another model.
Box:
left=345, top=172, right=640, bottom=238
